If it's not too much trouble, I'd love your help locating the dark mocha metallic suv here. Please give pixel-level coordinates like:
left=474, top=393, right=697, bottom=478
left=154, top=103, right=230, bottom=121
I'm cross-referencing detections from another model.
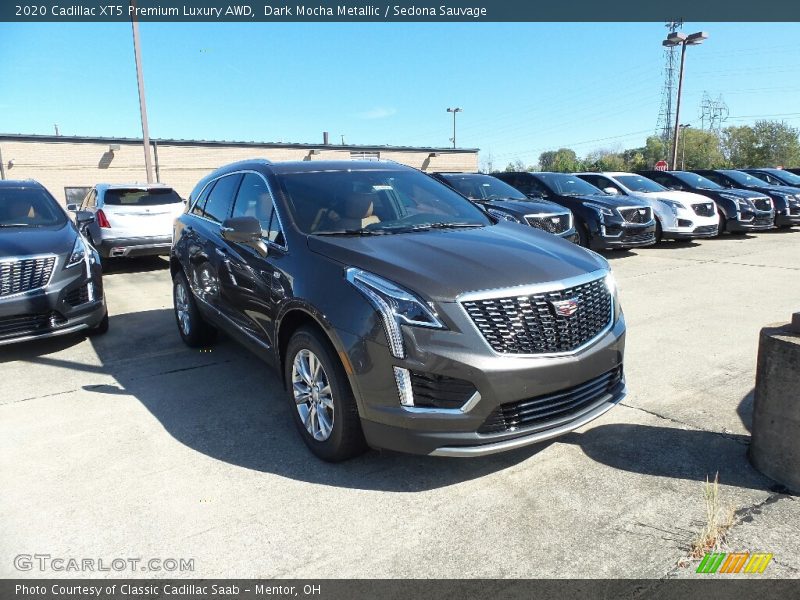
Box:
left=171, top=160, right=626, bottom=461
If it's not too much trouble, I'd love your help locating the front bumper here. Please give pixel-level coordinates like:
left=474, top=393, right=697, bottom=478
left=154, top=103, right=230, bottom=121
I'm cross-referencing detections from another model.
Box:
left=0, top=256, right=105, bottom=346
left=659, top=207, right=719, bottom=239
left=775, top=209, right=800, bottom=227
left=97, top=235, right=172, bottom=258
left=340, top=290, right=626, bottom=457
left=590, top=219, right=656, bottom=250
left=727, top=210, right=775, bottom=232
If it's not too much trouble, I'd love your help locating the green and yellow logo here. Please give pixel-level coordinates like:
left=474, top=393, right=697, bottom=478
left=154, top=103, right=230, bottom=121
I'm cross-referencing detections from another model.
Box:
left=696, top=552, right=773, bottom=574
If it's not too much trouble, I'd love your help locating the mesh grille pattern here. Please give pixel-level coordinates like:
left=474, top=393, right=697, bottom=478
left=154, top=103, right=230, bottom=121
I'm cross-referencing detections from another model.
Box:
left=692, top=203, right=715, bottom=217
left=478, top=367, right=623, bottom=434
left=462, top=276, right=612, bottom=355
left=65, top=284, right=91, bottom=307
left=410, top=372, right=477, bottom=409
left=0, top=311, right=66, bottom=340
left=525, top=213, right=571, bottom=234
left=754, top=215, right=774, bottom=227
left=622, top=231, right=656, bottom=245
left=693, top=225, right=718, bottom=235
left=0, top=256, right=56, bottom=298
left=618, top=207, right=652, bottom=223
left=753, top=198, right=772, bottom=211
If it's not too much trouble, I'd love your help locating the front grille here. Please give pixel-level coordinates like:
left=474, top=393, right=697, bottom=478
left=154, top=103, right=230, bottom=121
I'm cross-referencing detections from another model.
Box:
left=0, top=256, right=57, bottom=298
left=410, top=372, right=477, bottom=409
left=754, top=215, right=774, bottom=228
left=64, top=284, right=91, bottom=307
left=525, top=213, right=571, bottom=235
left=692, top=202, right=715, bottom=217
left=478, top=367, right=624, bottom=434
left=622, top=231, right=656, bottom=245
left=618, top=207, right=652, bottom=223
left=753, top=198, right=772, bottom=211
left=693, top=225, right=718, bottom=236
left=462, top=276, right=612, bottom=355
left=0, top=311, right=66, bottom=340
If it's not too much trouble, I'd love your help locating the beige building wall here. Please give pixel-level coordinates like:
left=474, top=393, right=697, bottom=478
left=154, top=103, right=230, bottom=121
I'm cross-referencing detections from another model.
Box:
left=0, top=138, right=479, bottom=203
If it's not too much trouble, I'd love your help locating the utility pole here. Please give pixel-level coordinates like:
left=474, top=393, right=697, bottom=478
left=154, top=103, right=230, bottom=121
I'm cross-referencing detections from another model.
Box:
left=130, top=0, right=153, bottom=183
left=447, top=107, right=462, bottom=149
left=680, top=124, right=691, bottom=169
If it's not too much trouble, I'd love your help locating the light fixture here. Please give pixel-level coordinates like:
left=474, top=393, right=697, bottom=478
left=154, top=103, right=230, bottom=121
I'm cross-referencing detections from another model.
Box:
left=108, top=144, right=120, bottom=153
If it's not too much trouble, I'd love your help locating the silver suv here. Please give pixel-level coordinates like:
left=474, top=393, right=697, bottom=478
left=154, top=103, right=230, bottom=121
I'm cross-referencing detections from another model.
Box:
left=73, top=184, right=184, bottom=259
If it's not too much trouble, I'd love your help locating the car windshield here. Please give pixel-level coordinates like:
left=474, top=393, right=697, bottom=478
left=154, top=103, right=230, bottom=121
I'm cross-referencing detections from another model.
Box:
left=671, top=172, right=723, bottom=190
left=104, top=188, right=182, bottom=205
left=279, top=169, right=492, bottom=235
left=0, top=187, right=67, bottom=227
left=764, top=169, right=800, bottom=186
left=721, top=171, right=764, bottom=187
left=536, top=173, right=605, bottom=196
left=616, top=175, right=667, bottom=193
left=441, top=174, right=527, bottom=201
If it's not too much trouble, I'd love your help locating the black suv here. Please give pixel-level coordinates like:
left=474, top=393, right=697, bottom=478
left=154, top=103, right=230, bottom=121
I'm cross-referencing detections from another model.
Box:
left=0, top=180, right=107, bottom=345
left=171, top=160, right=626, bottom=461
left=636, top=170, right=774, bottom=233
left=430, top=172, right=577, bottom=242
left=492, top=172, right=656, bottom=249
left=733, top=169, right=800, bottom=228
left=691, top=169, right=795, bottom=228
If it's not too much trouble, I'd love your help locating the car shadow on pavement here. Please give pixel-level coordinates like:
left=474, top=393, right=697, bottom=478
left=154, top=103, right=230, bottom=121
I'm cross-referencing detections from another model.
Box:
left=101, top=256, right=170, bottom=274
left=12, top=308, right=544, bottom=492
left=598, top=249, right=638, bottom=260
left=561, top=419, right=778, bottom=493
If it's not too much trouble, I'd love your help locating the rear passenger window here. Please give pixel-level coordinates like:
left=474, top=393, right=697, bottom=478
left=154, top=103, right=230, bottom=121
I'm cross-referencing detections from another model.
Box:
left=203, top=174, right=242, bottom=223
left=232, top=173, right=273, bottom=233
left=191, top=181, right=215, bottom=217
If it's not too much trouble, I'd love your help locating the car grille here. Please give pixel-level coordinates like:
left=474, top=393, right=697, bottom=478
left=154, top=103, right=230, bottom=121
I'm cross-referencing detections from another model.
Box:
left=618, top=207, right=652, bottom=223
left=478, top=367, right=624, bottom=434
left=461, top=276, right=612, bottom=355
left=753, top=198, right=772, bottom=211
left=693, top=225, right=718, bottom=236
left=0, top=311, right=67, bottom=340
left=64, top=284, right=91, bottom=307
left=754, top=215, right=774, bottom=228
left=692, top=202, right=715, bottom=217
left=410, top=372, right=477, bottom=409
left=525, top=213, right=571, bottom=235
left=0, top=256, right=57, bottom=298
left=622, top=231, right=656, bottom=245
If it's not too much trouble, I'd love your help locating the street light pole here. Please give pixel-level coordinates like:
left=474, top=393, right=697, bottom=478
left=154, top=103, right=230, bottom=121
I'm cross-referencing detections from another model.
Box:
left=131, top=0, right=153, bottom=183
left=447, top=107, right=462, bottom=149
left=680, top=124, right=691, bottom=169
left=663, top=31, right=707, bottom=170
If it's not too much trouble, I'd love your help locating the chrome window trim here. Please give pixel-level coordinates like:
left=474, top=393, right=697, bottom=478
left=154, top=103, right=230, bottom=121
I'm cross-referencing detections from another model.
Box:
left=187, top=169, right=289, bottom=252
left=456, top=268, right=615, bottom=359
left=0, top=254, right=59, bottom=300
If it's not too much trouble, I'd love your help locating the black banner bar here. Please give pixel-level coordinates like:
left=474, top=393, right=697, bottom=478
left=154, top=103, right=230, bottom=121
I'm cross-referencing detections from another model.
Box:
left=2, top=0, right=800, bottom=22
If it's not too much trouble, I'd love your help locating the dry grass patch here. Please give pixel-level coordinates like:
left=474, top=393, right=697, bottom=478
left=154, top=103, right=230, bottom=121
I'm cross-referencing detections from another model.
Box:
left=690, top=472, right=736, bottom=558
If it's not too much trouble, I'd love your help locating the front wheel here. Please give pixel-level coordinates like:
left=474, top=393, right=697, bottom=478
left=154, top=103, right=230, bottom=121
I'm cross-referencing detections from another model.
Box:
left=717, top=210, right=727, bottom=235
left=577, top=222, right=591, bottom=248
left=655, top=219, right=663, bottom=243
left=173, top=271, right=217, bottom=347
left=284, top=326, right=366, bottom=462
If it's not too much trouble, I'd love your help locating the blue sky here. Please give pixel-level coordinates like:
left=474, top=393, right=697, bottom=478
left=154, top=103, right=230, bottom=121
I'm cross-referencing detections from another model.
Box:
left=1, top=22, right=798, bottom=167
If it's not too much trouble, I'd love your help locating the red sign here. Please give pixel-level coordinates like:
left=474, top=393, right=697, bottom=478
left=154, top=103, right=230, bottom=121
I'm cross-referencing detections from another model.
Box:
left=655, top=160, right=669, bottom=171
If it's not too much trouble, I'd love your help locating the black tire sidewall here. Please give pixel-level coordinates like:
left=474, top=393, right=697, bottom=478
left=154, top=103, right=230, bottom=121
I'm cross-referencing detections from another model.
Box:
left=173, top=271, right=210, bottom=347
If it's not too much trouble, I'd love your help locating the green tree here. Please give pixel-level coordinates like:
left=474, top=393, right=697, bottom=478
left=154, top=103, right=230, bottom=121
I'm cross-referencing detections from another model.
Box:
left=720, top=125, right=759, bottom=167
left=504, top=158, right=527, bottom=172
left=538, top=148, right=582, bottom=172
left=677, top=128, right=726, bottom=169
left=583, top=149, right=626, bottom=172
left=750, top=120, right=800, bottom=167
left=642, top=136, right=668, bottom=168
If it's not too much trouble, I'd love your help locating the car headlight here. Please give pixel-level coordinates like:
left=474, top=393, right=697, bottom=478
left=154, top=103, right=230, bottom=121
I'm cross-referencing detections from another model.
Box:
left=734, top=198, right=754, bottom=211
left=659, top=199, right=684, bottom=215
left=345, top=268, right=444, bottom=359
left=605, top=271, right=622, bottom=321
left=65, top=235, right=88, bottom=269
left=719, top=193, right=742, bottom=202
left=486, top=208, right=521, bottom=223
left=585, top=203, right=615, bottom=219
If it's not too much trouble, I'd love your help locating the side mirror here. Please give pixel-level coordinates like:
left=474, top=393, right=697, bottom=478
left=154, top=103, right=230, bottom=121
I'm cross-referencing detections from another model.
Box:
left=66, top=203, right=78, bottom=212
left=75, top=210, right=95, bottom=225
left=603, top=187, right=620, bottom=196
left=221, top=216, right=268, bottom=256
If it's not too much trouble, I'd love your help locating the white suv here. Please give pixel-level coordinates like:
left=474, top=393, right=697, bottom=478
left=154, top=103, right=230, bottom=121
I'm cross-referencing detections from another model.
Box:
left=576, top=172, right=719, bottom=241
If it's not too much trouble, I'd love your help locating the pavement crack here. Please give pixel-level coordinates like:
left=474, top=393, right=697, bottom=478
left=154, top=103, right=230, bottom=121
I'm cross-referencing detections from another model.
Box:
left=619, top=402, right=749, bottom=446
left=732, top=487, right=795, bottom=526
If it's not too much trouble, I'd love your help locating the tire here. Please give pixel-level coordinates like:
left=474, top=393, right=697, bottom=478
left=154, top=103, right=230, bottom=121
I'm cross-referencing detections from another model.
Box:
left=284, top=326, right=366, bottom=462
left=717, top=210, right=727, bottom=235
left=577, top=222, right=591, bottom=248
left=87, top=309, right=109, bottom=336
left=655, top=219, right=663, bottom=243
left=173, top=270, right=217, bottom=347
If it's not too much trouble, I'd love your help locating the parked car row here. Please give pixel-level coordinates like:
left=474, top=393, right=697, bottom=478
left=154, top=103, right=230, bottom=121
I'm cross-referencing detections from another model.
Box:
left=1, top=161, right=797, bottom=463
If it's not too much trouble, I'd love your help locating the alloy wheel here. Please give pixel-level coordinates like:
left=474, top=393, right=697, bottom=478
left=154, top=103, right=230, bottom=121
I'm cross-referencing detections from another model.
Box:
left=174, top=280, right=191, bottom=336
left=292, top=349, right=335, bottom=441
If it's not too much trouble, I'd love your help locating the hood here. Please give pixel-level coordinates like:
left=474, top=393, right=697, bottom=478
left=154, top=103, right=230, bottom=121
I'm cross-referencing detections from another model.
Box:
left=709, top=188, right=770, bottom=200
left=307, top=223, right=608, bottom=302
left=0, top=221, right=76, bottom=257
left=761, top=184, right=800, bottom=196
left=567, top=193, right=648, bottom=208
left=643, top=190, right=713, bottom=205
left=483, top=198, right=568, bottom=215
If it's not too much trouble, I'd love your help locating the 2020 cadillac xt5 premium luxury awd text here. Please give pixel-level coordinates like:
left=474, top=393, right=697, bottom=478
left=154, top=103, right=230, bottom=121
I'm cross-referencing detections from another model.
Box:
left=170, top=160, right=627, bottom=461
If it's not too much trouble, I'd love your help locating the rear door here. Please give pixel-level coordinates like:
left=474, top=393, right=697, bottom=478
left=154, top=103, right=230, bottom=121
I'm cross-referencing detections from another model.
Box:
left=100, top=188, right=184, bottom=238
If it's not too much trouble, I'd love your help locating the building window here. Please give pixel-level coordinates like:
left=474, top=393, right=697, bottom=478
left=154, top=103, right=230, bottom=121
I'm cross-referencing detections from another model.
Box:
left=64, top=186, right=91, bottom=206
left=350, top=151, right=380, bottom=161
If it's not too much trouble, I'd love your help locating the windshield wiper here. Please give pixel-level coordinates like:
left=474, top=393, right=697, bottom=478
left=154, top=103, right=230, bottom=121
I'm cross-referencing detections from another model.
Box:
left=416, top=222, right=485, bottom=230
left=0, top=223, right=35, bottom=228
left=313, top=229, right=387, bottom=236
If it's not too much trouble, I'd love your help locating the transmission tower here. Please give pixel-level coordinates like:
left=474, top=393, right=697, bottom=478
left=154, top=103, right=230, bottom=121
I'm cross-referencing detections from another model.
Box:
left=700, top=92, right=729, bottom=132
left=655, top=20, right=684, bottom=147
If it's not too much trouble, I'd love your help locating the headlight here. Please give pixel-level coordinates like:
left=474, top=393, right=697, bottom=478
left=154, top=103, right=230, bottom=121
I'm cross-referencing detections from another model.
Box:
left=605, top=271, right=622, bottom=321
left=659, top=199, right=684, bottom=215
left=487, top=208, right=521, bottom=223
left=719, top=193, right=742, bottom=202
left=734, top=198, right=754, bottom=211
left=585, top=203, right=615, bottom=219
left=345, top=268, right=444, bottom=359
left=65, top=236, right=87, bottom=269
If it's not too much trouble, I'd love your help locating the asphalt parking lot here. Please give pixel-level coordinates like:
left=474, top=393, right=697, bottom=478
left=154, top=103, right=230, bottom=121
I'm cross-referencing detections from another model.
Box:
left=2, top=231, right=799, bottom=580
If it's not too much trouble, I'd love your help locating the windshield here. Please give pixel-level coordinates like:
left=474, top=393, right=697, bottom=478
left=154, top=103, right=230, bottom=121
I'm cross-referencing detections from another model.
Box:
left=721, top=171, right=764, bottom=187
left=766, top=169, right=800, bottom=186
left=279, top=169, right=492, bottom=235
left=441, top=174, right=527, bottom=201
left=536, top=173, right=605, bottom=196
left=104, top=188, right=182, bottom=206
left=671, top=172, right=723, bottom=190
left=0, top=187, right=67, bottom=227
left=616, top=175, right=667, bottom=193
